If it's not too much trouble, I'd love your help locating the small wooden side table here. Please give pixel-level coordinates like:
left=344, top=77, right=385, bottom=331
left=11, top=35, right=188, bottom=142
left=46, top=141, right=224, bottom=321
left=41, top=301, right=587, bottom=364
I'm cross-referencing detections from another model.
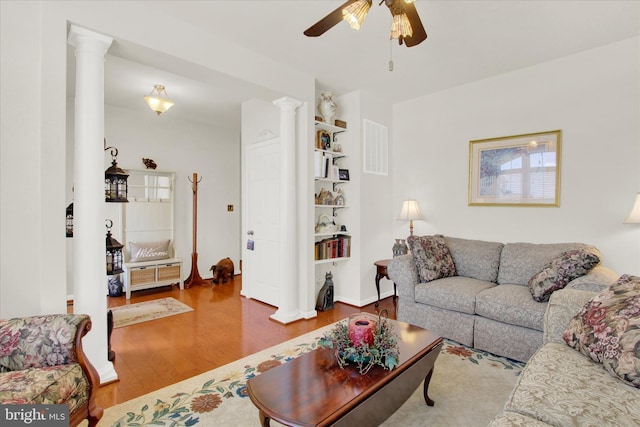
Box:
left=374, top=259, right=397, bottom=307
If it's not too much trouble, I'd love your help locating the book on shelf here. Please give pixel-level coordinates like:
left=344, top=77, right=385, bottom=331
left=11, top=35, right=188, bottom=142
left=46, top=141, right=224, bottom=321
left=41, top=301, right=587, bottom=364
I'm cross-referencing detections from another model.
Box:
left=314, top=151, right=335, bottom=179
left=314, top=235, right=351, bottom=260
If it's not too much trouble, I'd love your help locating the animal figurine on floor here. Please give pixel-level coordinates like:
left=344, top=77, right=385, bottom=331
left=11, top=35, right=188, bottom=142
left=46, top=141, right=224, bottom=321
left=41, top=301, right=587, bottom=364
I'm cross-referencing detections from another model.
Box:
left=210, top=257, right=235, bottom=284
left=315, top=271, right=334, bottom=311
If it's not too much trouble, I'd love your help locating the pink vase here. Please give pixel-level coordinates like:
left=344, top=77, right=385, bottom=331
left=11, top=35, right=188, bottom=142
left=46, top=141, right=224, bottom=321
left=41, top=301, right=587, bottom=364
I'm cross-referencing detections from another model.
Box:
left=348, top=313, right=377, bottom=347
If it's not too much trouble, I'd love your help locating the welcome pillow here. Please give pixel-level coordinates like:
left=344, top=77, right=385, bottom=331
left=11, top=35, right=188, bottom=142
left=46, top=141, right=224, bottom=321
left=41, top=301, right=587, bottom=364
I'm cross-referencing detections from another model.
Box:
left=563, top=274, right=640, bottom=388
left=407, top=234, right=456, bottom=283
left=129, top=240, right=170, bottom=263
left=528, top=249, right=600, bottom=302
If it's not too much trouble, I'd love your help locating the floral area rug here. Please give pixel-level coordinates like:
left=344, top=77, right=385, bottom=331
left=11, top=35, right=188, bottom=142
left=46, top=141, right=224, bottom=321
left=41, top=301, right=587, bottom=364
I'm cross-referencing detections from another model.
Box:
left=98, top=323, right=524, bottom=427
left=110, top=298, right=193, bottom=328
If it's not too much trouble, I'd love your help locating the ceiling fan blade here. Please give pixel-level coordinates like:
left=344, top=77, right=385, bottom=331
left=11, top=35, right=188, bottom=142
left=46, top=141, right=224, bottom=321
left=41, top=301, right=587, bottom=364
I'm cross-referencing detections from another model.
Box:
left=304, top=0, right=359, bottom=37
left=403, top=2, right=427, bottom=47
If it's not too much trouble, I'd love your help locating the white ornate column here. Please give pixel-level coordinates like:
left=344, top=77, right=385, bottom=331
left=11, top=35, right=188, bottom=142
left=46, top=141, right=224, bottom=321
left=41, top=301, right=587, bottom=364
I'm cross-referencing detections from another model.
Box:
left=67, top=25, right=118, bottom=384
left=271, top=96, right=303, bottom=324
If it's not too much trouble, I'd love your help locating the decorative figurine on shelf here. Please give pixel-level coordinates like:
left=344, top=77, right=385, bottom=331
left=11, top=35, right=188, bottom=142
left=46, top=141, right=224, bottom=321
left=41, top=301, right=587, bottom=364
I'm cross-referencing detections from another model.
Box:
left=315, top=271, right=334, bottom=311
left=317, top=188, right=328, bottom=205
left=323, top=190, right=334, bottom=205
left=334, top=188, right=345, bottom=206
left=333, top=143, right=342, bottom=153
left=318, top=92, right=337, bottom=124
left=142, top=158, right=157, bottom=169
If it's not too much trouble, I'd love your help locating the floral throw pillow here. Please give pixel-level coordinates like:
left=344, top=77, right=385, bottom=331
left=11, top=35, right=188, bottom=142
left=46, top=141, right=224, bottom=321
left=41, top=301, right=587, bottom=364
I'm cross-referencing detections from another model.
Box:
left=563, top=274, right=640, bottom=388
left=528, top=249, right=600, bottom=302
left=407, top=234, right=456, bottom=283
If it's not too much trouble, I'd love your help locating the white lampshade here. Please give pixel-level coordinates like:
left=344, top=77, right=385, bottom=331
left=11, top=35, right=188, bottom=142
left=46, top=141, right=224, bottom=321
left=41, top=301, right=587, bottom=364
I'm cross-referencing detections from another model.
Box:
left=144, top=84, right=174, bottom=116
left=624, top=193, right=640, bottom=224
left=398, top=199, right=423, bottom=236
left=398, top=199, right=424, bottom=221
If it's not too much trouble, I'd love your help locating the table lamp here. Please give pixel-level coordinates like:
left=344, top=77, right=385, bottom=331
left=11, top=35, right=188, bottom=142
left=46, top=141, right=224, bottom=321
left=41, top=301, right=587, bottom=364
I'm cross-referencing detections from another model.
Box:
left=624, top=193, right=640, bottom=224
left=398, top=199, right=424, bottom=236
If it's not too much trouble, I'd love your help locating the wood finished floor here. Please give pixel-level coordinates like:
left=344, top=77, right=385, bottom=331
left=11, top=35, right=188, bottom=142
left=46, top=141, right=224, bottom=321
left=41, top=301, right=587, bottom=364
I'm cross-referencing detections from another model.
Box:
left=97, top=275, right=398, bottom=409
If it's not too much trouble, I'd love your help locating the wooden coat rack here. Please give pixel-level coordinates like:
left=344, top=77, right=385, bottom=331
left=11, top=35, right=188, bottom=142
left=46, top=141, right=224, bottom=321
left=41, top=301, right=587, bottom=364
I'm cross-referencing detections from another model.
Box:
left=184, top=172, right=209, bottom=288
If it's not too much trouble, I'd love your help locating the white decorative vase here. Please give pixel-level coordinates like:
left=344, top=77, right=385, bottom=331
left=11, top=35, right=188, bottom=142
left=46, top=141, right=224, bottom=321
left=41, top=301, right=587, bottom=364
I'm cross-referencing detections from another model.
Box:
left=318, top=92, right=337, bottom=124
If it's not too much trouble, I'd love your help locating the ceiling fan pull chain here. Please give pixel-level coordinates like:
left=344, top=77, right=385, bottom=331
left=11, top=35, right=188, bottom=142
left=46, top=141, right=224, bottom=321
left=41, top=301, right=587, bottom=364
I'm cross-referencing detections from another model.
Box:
left=389, top=29, right=394, bottom=71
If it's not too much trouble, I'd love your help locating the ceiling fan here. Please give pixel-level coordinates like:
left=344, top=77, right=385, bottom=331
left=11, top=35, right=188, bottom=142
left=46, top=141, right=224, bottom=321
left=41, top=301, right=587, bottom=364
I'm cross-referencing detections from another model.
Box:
left=304, top=0, right=427, bottom=47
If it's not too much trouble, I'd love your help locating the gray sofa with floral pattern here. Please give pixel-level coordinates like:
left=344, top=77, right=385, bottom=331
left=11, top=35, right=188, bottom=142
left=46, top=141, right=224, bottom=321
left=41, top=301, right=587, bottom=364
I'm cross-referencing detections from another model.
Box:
left=488, top=276, right=640, bottom=426
left=387, top=236, right=618, bottom=362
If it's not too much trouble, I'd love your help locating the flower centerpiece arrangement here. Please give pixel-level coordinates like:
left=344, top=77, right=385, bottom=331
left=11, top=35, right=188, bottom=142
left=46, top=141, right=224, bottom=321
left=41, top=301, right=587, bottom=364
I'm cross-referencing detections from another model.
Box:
left=318, top=310, right=399, bottom=375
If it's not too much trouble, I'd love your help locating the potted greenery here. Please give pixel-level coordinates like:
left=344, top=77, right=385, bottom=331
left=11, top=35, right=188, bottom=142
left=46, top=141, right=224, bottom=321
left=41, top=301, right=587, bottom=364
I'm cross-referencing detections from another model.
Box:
left=318, top=310, right=399, bottom=375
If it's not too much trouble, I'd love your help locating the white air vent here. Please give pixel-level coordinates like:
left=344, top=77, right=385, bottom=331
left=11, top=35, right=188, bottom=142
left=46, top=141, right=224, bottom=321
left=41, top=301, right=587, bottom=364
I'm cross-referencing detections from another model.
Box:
left=363, top=119, right=388, bottom=175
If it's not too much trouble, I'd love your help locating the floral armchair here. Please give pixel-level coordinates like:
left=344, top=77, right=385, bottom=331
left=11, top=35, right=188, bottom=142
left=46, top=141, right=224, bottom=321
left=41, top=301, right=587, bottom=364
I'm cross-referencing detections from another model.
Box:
left=0, top=314, right=103, bottom=427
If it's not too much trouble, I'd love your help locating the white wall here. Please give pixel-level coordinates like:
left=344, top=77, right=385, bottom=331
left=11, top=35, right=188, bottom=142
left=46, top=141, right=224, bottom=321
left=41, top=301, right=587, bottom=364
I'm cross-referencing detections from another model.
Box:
left=393, top=37, right=640, bottom=275
left=1, top=1, right=68, bottom=317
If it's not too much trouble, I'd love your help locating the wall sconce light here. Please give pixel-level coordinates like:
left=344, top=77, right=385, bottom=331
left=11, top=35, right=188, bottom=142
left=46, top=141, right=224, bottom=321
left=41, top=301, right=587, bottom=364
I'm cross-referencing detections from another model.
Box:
left=144, top=84, right=175, bottom=116
left=66, top=203, right=74, bottom=238
left=104, top=139, right=128, bottom=203
left=398, top=198, right=424, bottom=236
left=105, top=219, right=124, bottom=275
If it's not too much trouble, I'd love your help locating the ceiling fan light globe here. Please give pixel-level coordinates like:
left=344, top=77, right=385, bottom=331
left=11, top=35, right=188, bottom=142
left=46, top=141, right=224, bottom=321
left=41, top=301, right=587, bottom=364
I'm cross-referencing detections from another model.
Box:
left=390, top=12, right=413, bottom=39
left=342, top=0, right=372, bottom=30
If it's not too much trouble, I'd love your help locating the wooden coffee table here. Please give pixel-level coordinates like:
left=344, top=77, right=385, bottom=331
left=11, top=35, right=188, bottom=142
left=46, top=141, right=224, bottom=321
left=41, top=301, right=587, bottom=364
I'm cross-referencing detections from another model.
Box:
left=247, top=319, right=443, bottom=427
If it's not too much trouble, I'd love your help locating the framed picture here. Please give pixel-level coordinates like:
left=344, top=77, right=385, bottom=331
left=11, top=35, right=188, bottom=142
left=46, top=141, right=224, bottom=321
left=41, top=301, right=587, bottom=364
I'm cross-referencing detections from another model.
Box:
left=338, top=169, right=350, bottom=181
left=316, top=130, right=331, bottom=150
left=468, top=130, right=561, bottom=206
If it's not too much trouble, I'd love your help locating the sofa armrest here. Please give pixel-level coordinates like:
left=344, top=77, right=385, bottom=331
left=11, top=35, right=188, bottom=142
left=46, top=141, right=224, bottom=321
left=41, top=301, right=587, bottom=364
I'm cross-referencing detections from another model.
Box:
left=543, top=288, right=596, bottom=345
left=566, top=265, right=618, bottom=292
left=388, top=254, right=418, bottom=301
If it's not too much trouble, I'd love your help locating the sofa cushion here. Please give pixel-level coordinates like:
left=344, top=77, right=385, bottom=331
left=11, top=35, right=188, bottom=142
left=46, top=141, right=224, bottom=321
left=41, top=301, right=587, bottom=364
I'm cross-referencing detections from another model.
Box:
left=415, top=276, right=495, bottom=314
left=407, top=234, right=456, bottom=283
left=503, top=342, right=640, bottom=426
left=476, top=284, right=546, bottom=331
left=128, top=240, right=171, bottom=263
left=528, top=249, right=600, bottom=302
left=563, top=274, right=640, bottom=388
left=497, top=242, right=600, bottom=286
left=0, top=364, right=89, bottom=413
left=444, top=236, right=503, bottom=283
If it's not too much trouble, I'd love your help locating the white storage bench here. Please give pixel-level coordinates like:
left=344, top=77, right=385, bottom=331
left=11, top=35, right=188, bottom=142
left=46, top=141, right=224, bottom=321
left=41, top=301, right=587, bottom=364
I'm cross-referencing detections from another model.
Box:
left=122, top=258, right=184, bottom=299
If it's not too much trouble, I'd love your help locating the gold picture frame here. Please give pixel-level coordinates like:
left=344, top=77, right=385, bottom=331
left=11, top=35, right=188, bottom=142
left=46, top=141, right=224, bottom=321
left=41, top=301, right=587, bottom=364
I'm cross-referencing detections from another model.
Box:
left=468, top=130, right=561, bottom=207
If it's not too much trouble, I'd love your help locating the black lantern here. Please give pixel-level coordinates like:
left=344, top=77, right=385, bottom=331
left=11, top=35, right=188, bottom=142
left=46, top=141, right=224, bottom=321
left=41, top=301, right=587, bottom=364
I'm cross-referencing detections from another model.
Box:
left=65, top=203, right=74, bottom=238
left=105, top=219, right=124, bottom=275
left=104, top=139, right=128, bottom=203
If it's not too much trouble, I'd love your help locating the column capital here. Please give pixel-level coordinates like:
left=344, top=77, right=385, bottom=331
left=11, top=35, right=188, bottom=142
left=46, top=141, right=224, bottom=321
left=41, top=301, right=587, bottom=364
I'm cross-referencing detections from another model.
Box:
left=68, top=25, right=113, bottom=53
left=273, top=96, right=302, bottom=112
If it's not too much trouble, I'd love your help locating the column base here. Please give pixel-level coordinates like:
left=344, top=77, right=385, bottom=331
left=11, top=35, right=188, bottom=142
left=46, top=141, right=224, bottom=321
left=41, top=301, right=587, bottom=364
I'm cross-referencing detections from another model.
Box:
left=270, top=309, right=303, bottom=324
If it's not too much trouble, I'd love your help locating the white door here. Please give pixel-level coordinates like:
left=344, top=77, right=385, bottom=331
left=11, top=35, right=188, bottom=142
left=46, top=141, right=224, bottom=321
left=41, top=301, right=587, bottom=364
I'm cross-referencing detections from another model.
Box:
left=243, top=138, right=281, bottom=307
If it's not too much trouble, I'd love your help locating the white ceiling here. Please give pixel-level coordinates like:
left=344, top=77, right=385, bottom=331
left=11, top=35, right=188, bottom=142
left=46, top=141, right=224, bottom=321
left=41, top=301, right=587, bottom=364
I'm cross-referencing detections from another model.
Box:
left=72, top=1, right=640, bottom=129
